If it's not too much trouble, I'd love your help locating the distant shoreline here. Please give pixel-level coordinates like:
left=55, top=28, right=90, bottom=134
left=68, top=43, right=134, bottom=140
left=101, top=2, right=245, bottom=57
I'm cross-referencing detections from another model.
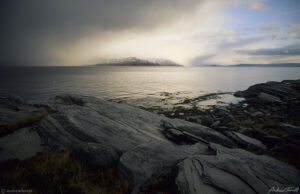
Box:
left=193, top=63, right=300, bottom=67
left=0, top=64, right=300, bottom=67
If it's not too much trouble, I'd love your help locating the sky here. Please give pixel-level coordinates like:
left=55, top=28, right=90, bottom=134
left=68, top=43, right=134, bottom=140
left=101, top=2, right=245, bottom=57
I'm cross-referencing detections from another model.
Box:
left=0, top=0, right=300, bottom=66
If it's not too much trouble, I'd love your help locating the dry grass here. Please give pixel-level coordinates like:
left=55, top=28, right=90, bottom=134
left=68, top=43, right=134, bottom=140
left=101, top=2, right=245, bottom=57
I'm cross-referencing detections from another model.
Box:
left=0, top=149, right=130, bottom=194
left=59, top=99, right=73, bottom=106
left=0, top=112, right=50, bottom=137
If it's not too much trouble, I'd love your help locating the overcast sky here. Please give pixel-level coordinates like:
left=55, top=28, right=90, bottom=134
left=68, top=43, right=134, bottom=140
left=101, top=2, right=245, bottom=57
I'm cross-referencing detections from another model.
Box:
left=0, top=0, right=300, bottom=66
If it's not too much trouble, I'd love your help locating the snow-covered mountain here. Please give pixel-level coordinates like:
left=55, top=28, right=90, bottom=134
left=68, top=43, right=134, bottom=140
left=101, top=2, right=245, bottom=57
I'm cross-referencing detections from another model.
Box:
left=94, top=57, right=182, bottom=66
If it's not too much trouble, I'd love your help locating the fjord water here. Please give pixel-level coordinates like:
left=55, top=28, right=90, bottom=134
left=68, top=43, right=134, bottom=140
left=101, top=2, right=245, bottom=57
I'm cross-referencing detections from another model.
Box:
left=0, top=66, right=300, bottom=103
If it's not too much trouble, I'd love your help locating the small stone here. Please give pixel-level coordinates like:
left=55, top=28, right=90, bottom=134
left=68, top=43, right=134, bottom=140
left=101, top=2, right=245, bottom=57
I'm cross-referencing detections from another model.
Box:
left=251, top=111, right=264, bottom=117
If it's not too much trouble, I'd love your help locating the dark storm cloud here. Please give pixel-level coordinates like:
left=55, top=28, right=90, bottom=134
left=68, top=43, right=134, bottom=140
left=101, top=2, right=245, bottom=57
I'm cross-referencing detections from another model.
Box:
left=238, top=44, right=300, bottom=56
left=0, top=0, right=202, bottom=66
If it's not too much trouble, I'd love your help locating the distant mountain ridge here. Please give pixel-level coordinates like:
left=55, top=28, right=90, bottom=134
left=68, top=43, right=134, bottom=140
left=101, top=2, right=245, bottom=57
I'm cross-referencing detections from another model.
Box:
left=193, top=63, right=300, bottom=67
left=93, top=57, right=182, bottom=66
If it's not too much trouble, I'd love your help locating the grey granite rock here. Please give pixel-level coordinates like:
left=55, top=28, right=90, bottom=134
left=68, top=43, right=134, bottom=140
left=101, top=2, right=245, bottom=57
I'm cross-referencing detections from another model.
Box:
left=175, top=143, right=300, bottom=194
left=36, top=94, right=234, bottom=152
left=1, top=93, right=299, bottom=194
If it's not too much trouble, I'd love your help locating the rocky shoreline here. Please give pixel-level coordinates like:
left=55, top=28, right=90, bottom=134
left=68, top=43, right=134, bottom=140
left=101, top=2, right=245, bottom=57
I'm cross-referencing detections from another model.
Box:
left=0, top=80, right=300, bottom=194
left=149, top=79, right=300, bottom=169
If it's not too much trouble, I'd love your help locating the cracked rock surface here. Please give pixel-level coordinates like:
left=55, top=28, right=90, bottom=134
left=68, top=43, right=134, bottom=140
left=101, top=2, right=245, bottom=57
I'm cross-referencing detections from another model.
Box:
left=0, top=93, right=299, bottom=194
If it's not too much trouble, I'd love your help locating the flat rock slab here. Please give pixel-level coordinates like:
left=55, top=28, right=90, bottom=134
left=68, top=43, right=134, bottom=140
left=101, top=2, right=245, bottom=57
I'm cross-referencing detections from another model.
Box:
left=176, top=143, right=300, bottom=194
left=36, top=94, right=234, bottom=152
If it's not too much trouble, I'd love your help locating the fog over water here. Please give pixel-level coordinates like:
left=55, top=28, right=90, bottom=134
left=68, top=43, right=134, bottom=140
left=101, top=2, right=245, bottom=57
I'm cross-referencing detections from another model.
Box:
left=1, top=66, right=299, bottom=105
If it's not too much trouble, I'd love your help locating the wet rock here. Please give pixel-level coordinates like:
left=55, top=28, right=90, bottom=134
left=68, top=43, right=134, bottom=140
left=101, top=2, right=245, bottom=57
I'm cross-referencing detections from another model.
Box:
left=225, top=131, right=267, bottom=150
left=175, top=143, right=300, bottom=194
left=70, top=142, right=120, bottom=169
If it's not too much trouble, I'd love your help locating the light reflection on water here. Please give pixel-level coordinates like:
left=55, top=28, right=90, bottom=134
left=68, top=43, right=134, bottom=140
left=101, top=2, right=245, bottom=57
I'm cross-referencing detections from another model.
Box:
left=0, top=66, right=299, bottom=108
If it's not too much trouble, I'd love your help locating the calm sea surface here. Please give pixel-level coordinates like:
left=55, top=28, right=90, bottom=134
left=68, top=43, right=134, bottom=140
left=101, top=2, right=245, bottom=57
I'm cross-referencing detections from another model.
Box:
left=0, top=66, right=300, bottom=106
